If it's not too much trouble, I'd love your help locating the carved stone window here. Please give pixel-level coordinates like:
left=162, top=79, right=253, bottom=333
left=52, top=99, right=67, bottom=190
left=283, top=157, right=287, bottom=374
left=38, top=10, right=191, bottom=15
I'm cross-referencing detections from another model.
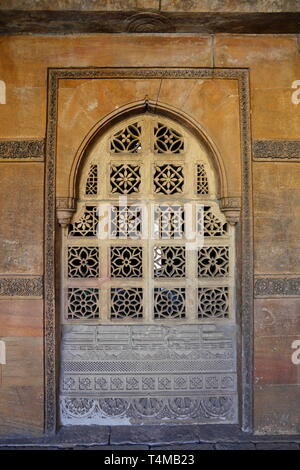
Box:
left=60, top=113, right=238, bottom=427
left=62, top=116, right=235, bottom=324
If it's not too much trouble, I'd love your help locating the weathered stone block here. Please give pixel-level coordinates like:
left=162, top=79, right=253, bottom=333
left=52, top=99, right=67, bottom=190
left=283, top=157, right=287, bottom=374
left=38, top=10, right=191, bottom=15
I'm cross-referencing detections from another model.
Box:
left=254, top=385, right=300, bottom=435
left=0, top=299, right=43, bottom=337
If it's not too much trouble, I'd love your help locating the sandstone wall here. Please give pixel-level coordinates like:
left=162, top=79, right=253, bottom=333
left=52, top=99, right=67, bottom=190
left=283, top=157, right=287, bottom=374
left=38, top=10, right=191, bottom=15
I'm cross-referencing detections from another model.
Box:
left=0, top=33, right=299, bottom=436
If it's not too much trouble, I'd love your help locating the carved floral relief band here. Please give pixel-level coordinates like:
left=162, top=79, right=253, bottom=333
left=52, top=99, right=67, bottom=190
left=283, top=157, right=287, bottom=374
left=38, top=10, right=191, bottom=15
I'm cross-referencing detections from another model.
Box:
left=254, top=277, right=300, bottom=297
left=0, top=277, right=43, bottom=297
left=0, top=139, right=45, bottom=161
left=253, top=140, right=300, bottom=161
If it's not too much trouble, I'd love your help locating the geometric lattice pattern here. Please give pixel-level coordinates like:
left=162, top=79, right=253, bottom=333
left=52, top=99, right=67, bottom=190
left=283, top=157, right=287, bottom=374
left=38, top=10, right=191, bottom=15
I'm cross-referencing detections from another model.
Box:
left=110, top=122, right=141, bottom=153
left=154, top=288, right=186, bottom=319
left=85, top=164, right=98, bottom=195
left=154, top=246, right=185, bottom=278
left=110, top=205, right=142, bottom=239
left=68, top=246, right=99, bottom=278
left=68, top=206, right=99, bottom=237
left=154, top=204, right=185, bottom=239
left=197, top=163, right=209, bottom=195
left=110, top=164, right=141, bottom=194
left=198, top=246, right=229, bottom=278
left=67, top=288, right=99, bottom=319
left=110, top=246, right=143, bottom=278
left=198, top=206, right=228, bottom=237
left=198, top=287, right=229, bottom=319
left=154, top=122, right=184, bottom=154
left=154, top=164, right=184, bottom=195
left=61, top=115, right=238, bottom=427
left=64, top=117, right=234, bottom=325
left=110, top=288, right=143, bottom=319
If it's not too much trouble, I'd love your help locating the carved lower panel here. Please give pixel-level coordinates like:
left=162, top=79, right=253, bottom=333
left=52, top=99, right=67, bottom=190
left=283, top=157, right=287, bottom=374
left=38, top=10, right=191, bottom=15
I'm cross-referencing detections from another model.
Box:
left=60, top=323, right=237, bottom=425
left=60, top=395, right=237, bottom=425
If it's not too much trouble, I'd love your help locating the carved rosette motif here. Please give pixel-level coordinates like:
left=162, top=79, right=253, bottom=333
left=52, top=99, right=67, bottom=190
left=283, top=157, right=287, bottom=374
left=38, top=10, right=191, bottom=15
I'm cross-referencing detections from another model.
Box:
left=125, top=13, right=175, bottom=34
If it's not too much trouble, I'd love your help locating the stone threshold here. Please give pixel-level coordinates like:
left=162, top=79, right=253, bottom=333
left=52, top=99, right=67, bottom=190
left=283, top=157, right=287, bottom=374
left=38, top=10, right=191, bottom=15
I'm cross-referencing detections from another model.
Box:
left=1, top=425, right=300, bottom=450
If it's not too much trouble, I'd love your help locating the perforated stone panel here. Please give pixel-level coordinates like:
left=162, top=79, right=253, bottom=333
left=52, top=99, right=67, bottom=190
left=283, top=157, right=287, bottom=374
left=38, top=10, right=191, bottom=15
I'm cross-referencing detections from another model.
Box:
left=60, top=115, right=237, bottom=425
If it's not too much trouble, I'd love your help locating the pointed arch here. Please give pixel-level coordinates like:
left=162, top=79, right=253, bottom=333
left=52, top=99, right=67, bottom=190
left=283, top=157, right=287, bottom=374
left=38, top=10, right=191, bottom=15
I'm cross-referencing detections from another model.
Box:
left=68, top=99, right=228, bottom=204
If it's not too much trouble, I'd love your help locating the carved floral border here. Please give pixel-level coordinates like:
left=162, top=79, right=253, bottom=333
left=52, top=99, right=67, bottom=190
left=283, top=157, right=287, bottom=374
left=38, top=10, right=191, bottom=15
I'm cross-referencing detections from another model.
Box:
left=0, top=277, right=43, bottom=297
left=253, top=140, right=300, bottom=161
left=0, top=139, right=45, bottom=160
left=254, top=276, right=300, bottom=297
left=44, top=67, right=253, bottom=434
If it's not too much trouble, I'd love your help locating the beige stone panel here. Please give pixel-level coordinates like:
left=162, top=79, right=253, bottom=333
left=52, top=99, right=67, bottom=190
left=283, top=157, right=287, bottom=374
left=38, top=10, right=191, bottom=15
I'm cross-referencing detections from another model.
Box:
left=0, top=163, right=44, bottom=275
left=286, top=208, right=300, bottom=243
left=287, top=243, right=300, bottom=272
left=251, top=88, right=300, bottom=140
left=1, top=337, right=43, bottom=387
left=254, top=335, right=300, bottom=385
left=254, top=298, right=300, bottom=337
left=0, top=299, right=43, bottom=337
left=215, top=35, right=300, bottom=140
left=277, top=164, right=300, bottom=190
left=0, top=85, right=46, bottom=139
left=253, top=163, right=300, bottom=244
left=0, top=35, right=212, bottom=87
left=253, top=190, right=291, bottom=218
left=0, top=0, right=160, bottom=10
left=255, top=239, right=300, bottom=275
left=254, top=385, right=300, bottom=434
left=254, top=241, right=289, bottom=275
left=57, top=77, right=242, bottom=198
left=0, top=386, right=43, bottom=437
left=161, top=0, right=300, bottom=12
left=0, top=336, right=44, bottom=436
left=215, top=35, right=299, bottom=88
left=254, top=216, right=288, bottom=244
left=0, top=34, right=211, bottom=138
left=252, top=161, right=279, bottom=192
left=57, top=78, right=162, bottom=197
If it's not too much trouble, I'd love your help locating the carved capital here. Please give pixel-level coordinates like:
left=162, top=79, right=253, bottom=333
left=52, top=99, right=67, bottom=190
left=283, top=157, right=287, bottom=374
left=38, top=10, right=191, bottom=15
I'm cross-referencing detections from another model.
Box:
left=56, top=197, right=76, bottom=227
left=219, top=197, right=241, bottom=225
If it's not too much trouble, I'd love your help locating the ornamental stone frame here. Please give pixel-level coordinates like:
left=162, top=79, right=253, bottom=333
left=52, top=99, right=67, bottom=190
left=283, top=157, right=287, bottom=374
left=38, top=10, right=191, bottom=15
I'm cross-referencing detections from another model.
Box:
left=44, top=68, right=253, bottom=435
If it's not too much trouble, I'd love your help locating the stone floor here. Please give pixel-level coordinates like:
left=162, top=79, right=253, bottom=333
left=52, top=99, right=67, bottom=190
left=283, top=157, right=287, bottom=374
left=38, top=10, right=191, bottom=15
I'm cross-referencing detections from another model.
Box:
left=0, top=425, right=300, bottom=450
